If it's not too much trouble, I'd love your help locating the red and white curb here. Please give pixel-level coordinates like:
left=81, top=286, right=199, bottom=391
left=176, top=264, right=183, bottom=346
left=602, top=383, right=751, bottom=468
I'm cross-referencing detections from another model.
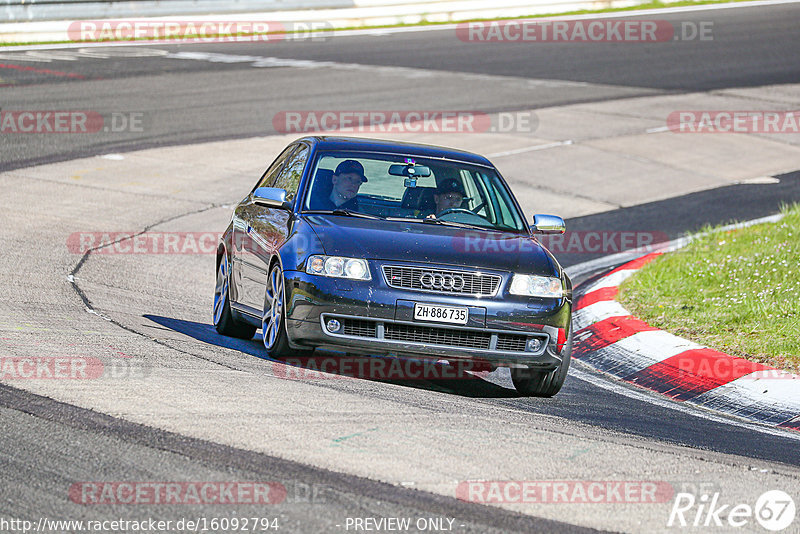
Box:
left=571, top=248, right=800, bottom=433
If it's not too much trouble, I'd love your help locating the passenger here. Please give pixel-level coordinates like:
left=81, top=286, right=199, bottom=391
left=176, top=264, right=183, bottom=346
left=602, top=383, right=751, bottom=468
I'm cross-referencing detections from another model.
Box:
left=313, top=160, right=368, bottom=211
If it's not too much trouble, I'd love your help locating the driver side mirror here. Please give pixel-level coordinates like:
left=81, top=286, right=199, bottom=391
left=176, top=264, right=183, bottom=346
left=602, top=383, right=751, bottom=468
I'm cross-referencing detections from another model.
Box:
left=531, top=214, right=566, bottom=234
left=253, top=187, right=292, bottom=210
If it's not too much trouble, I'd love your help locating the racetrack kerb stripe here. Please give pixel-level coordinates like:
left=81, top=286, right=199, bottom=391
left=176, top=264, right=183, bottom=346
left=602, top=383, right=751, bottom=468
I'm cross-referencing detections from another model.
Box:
left=624, top=348, right=769, bottom=401
left=573, top=315, right=658, bottom=357
left=779, top=417, right=800, bottom=432
left=572, top=250, right=800, bottom=431
left=607, top=251, right=662, bottom=275
left=574, top=286, right=619, bottom=310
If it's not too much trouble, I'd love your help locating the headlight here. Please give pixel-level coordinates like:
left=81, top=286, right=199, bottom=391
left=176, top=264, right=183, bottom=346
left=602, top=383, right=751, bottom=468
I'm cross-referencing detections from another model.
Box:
left=509, top=274, right=562, bottom=298
left=306, top=255, right=371, bottom=280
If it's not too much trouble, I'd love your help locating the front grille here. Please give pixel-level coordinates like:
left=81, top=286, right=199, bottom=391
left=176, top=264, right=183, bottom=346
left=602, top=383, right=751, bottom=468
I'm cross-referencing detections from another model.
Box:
left=384, top=323, right=491, bottom=349
left=382, top=265, right=501, bottom=296
left=341, top=318, right=377, bottom=338
left=326, top=316, right=539, bottom=354
left=496, top=333, right=528, bottom=352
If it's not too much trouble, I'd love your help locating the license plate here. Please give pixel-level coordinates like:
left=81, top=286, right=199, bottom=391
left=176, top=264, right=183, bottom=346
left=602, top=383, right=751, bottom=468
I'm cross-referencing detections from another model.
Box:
left=413, top=303, right=468, bottom=325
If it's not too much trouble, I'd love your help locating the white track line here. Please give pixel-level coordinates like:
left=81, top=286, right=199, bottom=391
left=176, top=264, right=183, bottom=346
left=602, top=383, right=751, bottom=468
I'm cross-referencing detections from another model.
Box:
left=488, top=140, right=573, bottom=158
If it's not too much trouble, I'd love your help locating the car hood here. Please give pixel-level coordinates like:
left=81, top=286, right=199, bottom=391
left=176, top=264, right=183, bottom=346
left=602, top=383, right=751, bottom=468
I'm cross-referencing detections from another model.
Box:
left=303, top=214, right=558, bottom=275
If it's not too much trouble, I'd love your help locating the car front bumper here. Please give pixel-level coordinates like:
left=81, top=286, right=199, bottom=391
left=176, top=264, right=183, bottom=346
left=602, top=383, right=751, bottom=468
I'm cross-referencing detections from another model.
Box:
left=282, top=267, right=571, bottom=369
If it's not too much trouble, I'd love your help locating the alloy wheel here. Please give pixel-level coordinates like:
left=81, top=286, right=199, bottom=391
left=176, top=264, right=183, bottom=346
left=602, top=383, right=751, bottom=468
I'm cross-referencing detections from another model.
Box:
left=262, top=265, right=284, bottom=350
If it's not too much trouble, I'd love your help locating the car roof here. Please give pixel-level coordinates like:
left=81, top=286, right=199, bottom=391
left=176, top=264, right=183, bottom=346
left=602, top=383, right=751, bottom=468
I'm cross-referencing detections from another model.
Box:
left=298, top=136, right=494, bottom=167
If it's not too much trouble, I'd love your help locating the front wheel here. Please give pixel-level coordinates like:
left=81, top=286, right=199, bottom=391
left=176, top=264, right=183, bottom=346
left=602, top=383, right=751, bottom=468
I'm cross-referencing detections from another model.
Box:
left=511, top=330, right=572, bottom=397
left=262, top=263, right=312, bottom=359
left=213, top=253, right=256, bottom=339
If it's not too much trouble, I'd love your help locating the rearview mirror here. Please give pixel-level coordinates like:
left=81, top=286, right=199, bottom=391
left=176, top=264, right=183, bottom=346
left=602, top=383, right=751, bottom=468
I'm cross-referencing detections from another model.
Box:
left=531, top=214, right=566, bottom=234
left=388, top=164, right=431, bottom=177
left=253, top=187, right=292, bottom=210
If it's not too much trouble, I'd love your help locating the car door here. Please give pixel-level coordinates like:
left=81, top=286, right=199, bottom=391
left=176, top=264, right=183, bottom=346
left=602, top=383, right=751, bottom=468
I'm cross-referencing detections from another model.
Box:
left=231, top=144, right=296, bottom=312
left=233, top=143, right=310, bottom=312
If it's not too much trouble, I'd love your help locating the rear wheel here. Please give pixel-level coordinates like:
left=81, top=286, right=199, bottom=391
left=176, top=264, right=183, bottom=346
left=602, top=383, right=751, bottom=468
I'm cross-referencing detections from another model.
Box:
left=511, top=330, right=572, bottom=397
left=213, top=253, right=256, bottom=339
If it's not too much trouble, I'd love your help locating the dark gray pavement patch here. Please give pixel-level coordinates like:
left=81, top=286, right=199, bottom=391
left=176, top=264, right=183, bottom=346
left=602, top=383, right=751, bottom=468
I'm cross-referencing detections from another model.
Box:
left=0, top=383, right=602, bottom=534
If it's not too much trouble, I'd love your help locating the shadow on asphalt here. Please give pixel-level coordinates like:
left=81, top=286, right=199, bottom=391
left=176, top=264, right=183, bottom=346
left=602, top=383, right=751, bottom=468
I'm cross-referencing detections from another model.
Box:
left=143, top=314, right=519, bottom=399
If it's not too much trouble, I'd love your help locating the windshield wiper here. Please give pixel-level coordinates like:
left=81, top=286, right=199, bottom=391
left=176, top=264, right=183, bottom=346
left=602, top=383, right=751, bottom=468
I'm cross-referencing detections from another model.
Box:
left=304, top=209, right=384, bottom=220
left=424, top=216, right=528, bottom=234
left=385, top=215, right=507, bottom=232
left=420, top=217, right=494, bottom=232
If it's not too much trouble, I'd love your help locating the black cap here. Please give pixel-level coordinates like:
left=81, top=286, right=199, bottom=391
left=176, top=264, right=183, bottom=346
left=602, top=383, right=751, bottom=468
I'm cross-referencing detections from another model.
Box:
left=436, top=178, right=465, bottom=195
left=334, top=160, right=367, bottom=182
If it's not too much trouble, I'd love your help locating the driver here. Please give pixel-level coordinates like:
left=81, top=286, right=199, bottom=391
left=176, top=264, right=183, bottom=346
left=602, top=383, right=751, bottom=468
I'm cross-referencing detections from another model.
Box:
left=426, top=178, right=466, bottom=217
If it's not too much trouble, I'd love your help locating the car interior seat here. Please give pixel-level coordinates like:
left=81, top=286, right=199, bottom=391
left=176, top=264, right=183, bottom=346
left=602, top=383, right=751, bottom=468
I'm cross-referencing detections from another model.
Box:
left=308, top=168, right=334, bottom=209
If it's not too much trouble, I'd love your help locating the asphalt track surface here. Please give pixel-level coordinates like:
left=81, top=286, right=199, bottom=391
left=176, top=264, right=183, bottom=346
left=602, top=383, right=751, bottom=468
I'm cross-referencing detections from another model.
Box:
left=1, top=3, right=800, bottom=171
left=1, top=3, right=800, bottom=533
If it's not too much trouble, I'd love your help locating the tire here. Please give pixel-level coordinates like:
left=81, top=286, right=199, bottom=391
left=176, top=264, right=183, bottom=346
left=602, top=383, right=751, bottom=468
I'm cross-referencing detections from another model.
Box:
left=213, top=252, right=257, bottom=339
left=511, top=330, right=572, bottom=397
left=261, top=263, right=312, bottom=359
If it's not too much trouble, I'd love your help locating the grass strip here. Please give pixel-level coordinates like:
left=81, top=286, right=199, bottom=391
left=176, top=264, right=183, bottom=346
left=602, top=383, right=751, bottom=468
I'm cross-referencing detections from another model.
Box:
left=618, top=203, right=800, bottom=373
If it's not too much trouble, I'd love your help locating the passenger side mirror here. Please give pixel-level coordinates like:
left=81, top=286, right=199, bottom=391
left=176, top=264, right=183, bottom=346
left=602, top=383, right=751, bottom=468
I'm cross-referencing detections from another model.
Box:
left=253, top=187, right=292, bottom=210
left=531, top=214, right=566, bottom=234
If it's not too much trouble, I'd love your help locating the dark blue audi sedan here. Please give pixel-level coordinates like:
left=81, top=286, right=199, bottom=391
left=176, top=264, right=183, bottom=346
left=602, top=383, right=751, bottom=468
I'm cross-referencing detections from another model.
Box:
left=213, top=136, right=573, bottom=396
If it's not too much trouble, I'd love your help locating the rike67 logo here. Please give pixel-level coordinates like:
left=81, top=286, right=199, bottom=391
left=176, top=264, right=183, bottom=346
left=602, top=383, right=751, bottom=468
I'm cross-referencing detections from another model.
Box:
left=668, top=490, right=795, bottom=531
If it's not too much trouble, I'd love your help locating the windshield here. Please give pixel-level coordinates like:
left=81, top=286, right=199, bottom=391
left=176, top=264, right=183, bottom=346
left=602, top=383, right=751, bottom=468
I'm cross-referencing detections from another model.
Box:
left=302, top=151, right=526, bottom=232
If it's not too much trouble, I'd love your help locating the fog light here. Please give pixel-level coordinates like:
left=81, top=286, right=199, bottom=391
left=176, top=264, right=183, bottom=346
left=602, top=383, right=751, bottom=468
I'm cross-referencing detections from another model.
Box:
left=326, top=319, right=342, bottom=333
left=527, top=338, right=543, bottom=352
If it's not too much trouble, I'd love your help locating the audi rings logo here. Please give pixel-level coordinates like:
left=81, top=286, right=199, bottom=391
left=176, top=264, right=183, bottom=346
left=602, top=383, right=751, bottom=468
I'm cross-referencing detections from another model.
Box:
left=419, top=272, right=466, bottom=291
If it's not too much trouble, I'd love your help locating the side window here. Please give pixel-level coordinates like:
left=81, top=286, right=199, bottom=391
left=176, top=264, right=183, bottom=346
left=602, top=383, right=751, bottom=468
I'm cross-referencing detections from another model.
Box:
left=496, top=189, right=515, bottom=226
left=255, top=145, right=296, bottom=190
left=460, top=170, right=479, bottom=209
left=482, top=173, right=523, bottom=229
left=272, top=144, right=309, bottom=202
left=464, top=170, right=493, bottom=221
